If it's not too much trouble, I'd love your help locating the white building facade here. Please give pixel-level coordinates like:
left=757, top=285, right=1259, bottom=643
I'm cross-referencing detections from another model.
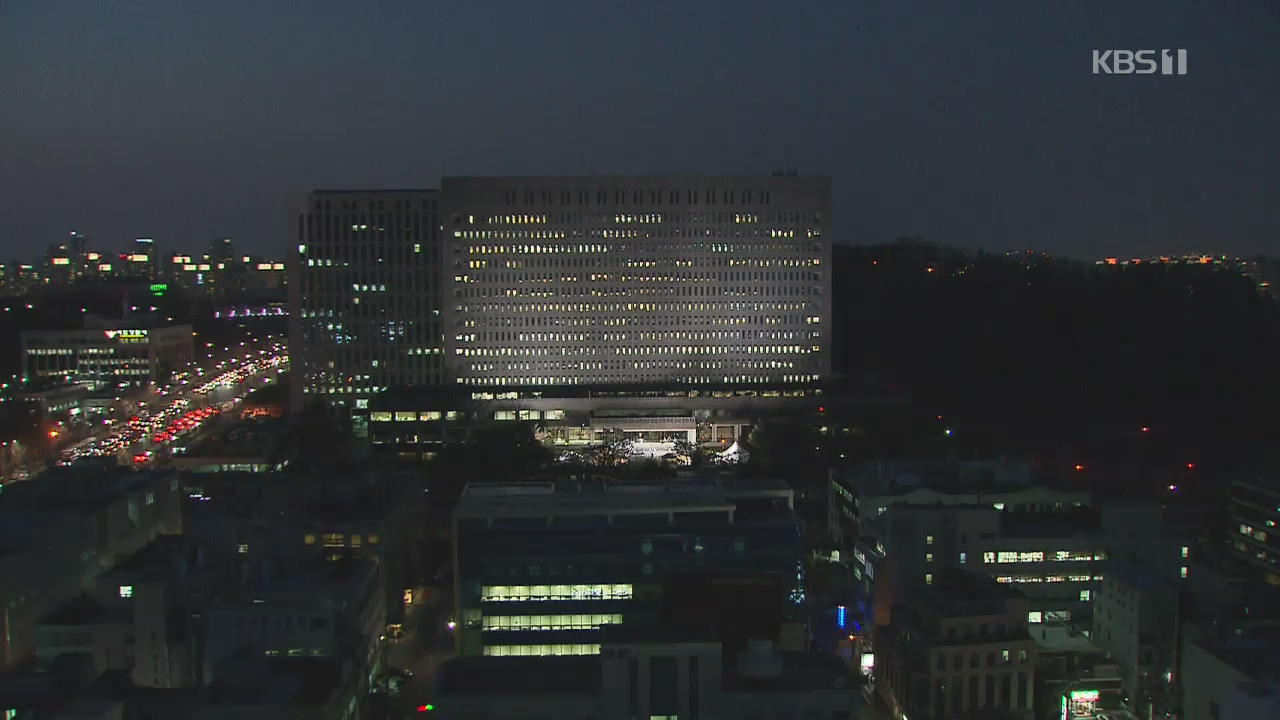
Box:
left=440, top=176, right=832, bottom=389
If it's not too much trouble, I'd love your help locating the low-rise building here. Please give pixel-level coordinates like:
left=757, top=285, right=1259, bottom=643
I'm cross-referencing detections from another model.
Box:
left=201, top=558, right=384, bottom=693
left=36, top=539, right=194, bottom=688
left=1229, top=476, right=1280, bottom=584
left=0, top=467, right=182, bottom=670
left=1181, top=619, right=1280, bottom=720
left=876, top=570, right=1038, bottom=720
left=435, top=630, right=859, bottom=720
left=452, top=474, right=805, bottom=659
left=20, top=315, right=193, bottom=390
left=1091, top=564, right=1179, bottom=717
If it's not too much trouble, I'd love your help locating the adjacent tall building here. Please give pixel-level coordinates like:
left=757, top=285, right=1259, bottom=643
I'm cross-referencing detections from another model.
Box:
left=289, top=189, right=445, bottom=411
left=289, top=176, right=833, bottom=438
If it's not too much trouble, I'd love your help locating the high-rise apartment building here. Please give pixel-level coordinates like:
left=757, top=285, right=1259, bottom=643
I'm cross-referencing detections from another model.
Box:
left=289, top=190, right=444, bottom=410
left=440, top=176, right=831, bottom=388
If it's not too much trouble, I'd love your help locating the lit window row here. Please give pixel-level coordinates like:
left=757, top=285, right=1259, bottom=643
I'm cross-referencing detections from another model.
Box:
left=1240, top=524, right=1269, bottom=542
left=457, top=374, right=821, bottom=387
left=482, top=614, right=622, bottom=631
left=304, top=533, right=379, bottom=546
left=994, top=574, right=1100, bottom=584
left=461, top=241, right=817, bottom=254
left=457, top=301, right=814, bottom=313
left=480, top=584, right=633, bottom=602
left=983, top=550, right=1105, bottom=564
left=483, top=644, right=600, bottom=657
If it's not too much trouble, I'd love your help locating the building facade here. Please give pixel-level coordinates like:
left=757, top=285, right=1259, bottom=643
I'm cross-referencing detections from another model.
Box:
left=440, top=176, right=831, bottom=388
left=289, top=177, right=832, bottom=422
left=436, top=635, right=859, bottom=720
left=1230, top=477, right=1280, bottom=583
left=0, top=467, right=183, bottom=671
left=876, top=571, right=1037, bottom=720
left=20, top=318, right=193, bottom=390
left=1090, top=566, right=1179, bottom=716
left=289, top=189, right=444, bottom=411
left=451, top=475, right=804, bottom=659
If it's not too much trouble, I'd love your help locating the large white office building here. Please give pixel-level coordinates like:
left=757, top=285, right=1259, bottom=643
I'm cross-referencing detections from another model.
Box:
left=440, top=176, right=831, bottom=388
left=290, top=177, right=833, bottom=447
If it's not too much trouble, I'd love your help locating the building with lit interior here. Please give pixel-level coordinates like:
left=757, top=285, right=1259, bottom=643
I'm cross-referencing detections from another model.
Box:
left=288, top=189, right=444, bottom=412
left=291, top=176, right=833, bottom=450
left=451, top=474, right=805, bottom=659
left=829, top=461, right=1195, bottom=637
left=435, top=632, right=858, bottom=720
left=1230, top=476, right=1280, bottom=584
left=20, top=315, right=194, bottom=390
left=439, top=176, right=830, bottom=388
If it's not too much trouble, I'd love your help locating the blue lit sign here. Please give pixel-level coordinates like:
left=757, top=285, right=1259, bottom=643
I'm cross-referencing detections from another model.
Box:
left=836, top=605, right=847, bottom=628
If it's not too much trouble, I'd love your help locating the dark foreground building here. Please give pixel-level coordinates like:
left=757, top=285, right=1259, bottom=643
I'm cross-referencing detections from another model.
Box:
left=451, top=474, right=806, bottom=658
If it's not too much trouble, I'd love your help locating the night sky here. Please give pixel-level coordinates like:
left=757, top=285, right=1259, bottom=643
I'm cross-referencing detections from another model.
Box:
left=2, top=0, right=1277, bottom=261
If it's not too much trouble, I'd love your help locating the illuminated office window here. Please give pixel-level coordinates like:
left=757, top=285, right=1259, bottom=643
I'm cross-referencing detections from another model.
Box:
left=481, top=613, right=622, bottom=631
left=483, top=644, right=600, bottom=657
left=480, top=584, right=633, bottom=602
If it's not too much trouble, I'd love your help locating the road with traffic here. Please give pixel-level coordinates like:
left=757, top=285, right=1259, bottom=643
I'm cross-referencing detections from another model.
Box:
left=58, top=338, right=288, bottom=469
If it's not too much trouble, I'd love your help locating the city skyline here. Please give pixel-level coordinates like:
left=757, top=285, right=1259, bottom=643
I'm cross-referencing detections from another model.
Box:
left=3, top=0, right=1278, bottom=262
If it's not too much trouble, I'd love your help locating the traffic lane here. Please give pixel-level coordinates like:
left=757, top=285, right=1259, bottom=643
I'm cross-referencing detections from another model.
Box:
left=386, top=589, right=451, bottom=718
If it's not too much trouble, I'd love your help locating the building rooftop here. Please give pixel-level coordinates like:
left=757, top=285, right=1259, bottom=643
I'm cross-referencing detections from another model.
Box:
left=1032, top=624, right=1103, bottom=655
left=601, top=624, right=719, bottom=646
left=240, top=556, right=377, bottom=605
left=208, top=654, right=345, bottom=706
left=438, top=656, right=601, bottom=696
left=456, top=478, right=736, bottom=519
left=724, top=650, right=856, bottom=694
left=1000, top=507, right=1102, bottom=538
left=311, top=188, right=434, bottom=194
left=0, top=466, right=164, bottom=511
left=1189, top=622, right=1280, bottom=684
left=43, top=595, right=131, bottom=626
left=101, top=536, right=184, bottom=583
left=179, top=418, right=285, bottom=459
left=908, top=570, right=1026, bottom=621
left=839, top=459, right=1036, bottom=496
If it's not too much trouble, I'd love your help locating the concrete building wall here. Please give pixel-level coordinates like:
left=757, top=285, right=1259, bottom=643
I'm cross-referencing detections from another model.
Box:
left=440, top=176, right=832, bottom=388
left=290, top=190, right=444, bottom=411
left=1181, top=637, right=1280, bottom=720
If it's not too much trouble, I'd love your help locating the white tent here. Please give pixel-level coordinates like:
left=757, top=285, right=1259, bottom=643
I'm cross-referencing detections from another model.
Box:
left=717, top=441, right=748, bottom=463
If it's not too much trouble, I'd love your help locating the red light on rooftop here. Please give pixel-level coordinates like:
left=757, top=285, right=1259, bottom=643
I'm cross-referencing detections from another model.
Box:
left=1140, top=426, right=1150, bottom=433
left=1186, top=462, right=1196, bottom=470
left=1074, top=464, right=1085, bottom=472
